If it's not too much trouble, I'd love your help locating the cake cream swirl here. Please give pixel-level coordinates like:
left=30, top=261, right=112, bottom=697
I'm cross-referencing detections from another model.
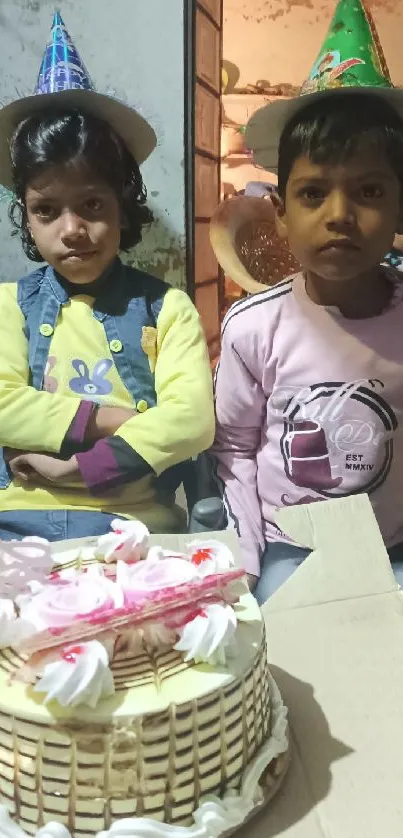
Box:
left=174, top=603, right=237, bottom=665
left=33, top=636, right=115, bottom=708
left=96, top=519, right=150, bottom=563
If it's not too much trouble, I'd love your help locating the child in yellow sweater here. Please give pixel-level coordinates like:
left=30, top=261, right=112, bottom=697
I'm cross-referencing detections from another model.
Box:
left=0, top=13, right=214, bottom=541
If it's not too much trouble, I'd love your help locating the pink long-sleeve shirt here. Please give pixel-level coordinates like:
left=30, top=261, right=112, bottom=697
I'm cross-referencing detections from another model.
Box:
left=212, top=270, right=403, bottom=577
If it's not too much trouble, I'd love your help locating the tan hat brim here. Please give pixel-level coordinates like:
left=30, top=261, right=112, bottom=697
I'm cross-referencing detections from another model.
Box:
left=245, top=87, right=403, bottom=172
left=210, top=195, right=301, bottom=294
left=0, top=88, right=157, bottom=189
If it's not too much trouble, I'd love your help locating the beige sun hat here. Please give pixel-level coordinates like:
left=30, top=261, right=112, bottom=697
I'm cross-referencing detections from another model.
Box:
left=245, top=0, right=403, bottom=173
left=210, top=195, right=300, bottom=294
left=0, top=11, right=156, bottom=190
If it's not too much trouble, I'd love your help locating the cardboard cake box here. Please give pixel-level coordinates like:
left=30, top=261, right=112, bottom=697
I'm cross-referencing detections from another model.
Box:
left=242, top=493, right=403, bottom=838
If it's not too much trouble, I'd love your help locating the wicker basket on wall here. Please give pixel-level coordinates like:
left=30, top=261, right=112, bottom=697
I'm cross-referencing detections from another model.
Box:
left=210, top=196, right=300, bottom=295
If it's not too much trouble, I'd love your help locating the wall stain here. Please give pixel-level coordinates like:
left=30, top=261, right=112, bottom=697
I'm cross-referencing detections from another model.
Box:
left=122, top=219, right=186, bottom=290
left=132, top=244, right=184, bottom=282
left=368, top=0, right=398, bottom=10
left=10, top=0, right=40, bottom=10
left=230, top=0, right=398, bottom=21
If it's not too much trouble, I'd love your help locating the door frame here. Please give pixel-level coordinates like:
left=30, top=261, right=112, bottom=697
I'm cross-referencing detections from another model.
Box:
left=183, top=0, right=223, bottom=363
left=184, top=0, right=196, bottom=300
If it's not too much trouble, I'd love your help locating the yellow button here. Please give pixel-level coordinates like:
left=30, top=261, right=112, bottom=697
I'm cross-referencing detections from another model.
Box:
left=109, top=339, right=123, bottom=353
left=137, top=399, right=148, bottom=413
left=39, top=323, right=54, bottom=337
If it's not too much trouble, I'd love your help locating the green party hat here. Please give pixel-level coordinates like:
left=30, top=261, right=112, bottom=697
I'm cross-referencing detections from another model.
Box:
left=301, top=0, right=391, bottom=95
left=245, top=0, right=403, bottom=172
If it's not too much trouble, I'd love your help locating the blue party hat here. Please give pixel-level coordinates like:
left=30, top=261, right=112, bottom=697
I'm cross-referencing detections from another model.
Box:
left=0, top=10, right=156, bottom=188
left=35, top=11, right=93, bottom=95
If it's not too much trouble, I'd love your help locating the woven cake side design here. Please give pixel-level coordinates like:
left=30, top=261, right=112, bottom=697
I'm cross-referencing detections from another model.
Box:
left=0, top=637, right=271, bottom=837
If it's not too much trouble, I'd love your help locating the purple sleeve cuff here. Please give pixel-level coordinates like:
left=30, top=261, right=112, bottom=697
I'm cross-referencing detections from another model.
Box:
left=64, top=401, right=95, bottom=446
left=76, top=436, right=153, bottom=496
left=76, top=438, right=124, bottom=495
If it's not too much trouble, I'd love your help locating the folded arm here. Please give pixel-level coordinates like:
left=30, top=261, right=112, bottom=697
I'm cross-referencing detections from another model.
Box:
left=0, top=282, right=165, bottom=482
left=75, top=288, right=215, bottom=494
left=0, top=283, right=89, bottom=453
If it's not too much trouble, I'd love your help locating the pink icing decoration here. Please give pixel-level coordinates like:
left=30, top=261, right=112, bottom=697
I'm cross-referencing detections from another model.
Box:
left=191, top=547, right=214, bottom=566
left=62, top=644, right=84, bottom=663
left=8, top=529, right=244, bottom=662
left=117, top=556, right=198, bottom=603
left=0, top=538, right=53, bottom=597
left=17, top=571, right=124, bottom=643
left=17, top=567, right=244, bottom=655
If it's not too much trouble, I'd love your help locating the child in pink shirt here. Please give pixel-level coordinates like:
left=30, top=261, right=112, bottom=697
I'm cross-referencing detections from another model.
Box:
left=212, top=93, right=403, bottom=603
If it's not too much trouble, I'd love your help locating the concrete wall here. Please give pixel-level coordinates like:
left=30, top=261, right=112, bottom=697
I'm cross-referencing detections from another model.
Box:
left=0, top=0, right=187, bottom=288
left=223, top=0, right=403, bottom=90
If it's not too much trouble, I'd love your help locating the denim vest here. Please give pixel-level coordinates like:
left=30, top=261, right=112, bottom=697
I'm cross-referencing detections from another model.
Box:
left=0, top=258, right=183, bottom=492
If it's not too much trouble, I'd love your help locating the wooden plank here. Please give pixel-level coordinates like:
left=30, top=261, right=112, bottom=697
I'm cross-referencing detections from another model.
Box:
left=197, top=0, right=222, bottom=27
left=196, top=7, right=220, bottom=93
left=195, top=83, right=220, bottom=156
left=195, top=221, right=219, bottom=285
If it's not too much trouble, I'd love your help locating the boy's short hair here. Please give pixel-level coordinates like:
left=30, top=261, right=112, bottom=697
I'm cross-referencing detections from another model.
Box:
left=277, top=93, right=403, bottom=200
left=8, top=109, right=153, bottom=261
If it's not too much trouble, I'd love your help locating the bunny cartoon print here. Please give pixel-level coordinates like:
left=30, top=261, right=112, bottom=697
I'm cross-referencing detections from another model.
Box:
left=69, top=359, right=113, bottom=399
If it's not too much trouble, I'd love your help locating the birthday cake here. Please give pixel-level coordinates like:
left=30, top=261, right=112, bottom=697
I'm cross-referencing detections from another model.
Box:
left=0, top=522, right=289, bottom=838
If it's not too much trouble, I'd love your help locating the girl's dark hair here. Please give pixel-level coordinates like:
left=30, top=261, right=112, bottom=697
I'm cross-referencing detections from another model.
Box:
left=9, top=109, right=153, bottom=260
left=277, top=94, right=403, bottom=200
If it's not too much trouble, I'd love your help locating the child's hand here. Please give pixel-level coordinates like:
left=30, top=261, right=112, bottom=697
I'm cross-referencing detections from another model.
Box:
left=86, top=406, right=138, bottom=441
left=7, top=452, right=81, bottom=487
left=247, top=573, right=258, bottom=593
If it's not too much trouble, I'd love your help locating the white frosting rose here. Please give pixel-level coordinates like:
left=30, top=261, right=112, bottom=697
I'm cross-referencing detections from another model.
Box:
left=174, top=603, right=237, bottom=666
left=34, top=636, right=115, bottom=708
left=17, top=565, right=124, bottom=633
left=187, top=540, right=236, bottom=577
left=97, top=519, right=150, bottom=563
